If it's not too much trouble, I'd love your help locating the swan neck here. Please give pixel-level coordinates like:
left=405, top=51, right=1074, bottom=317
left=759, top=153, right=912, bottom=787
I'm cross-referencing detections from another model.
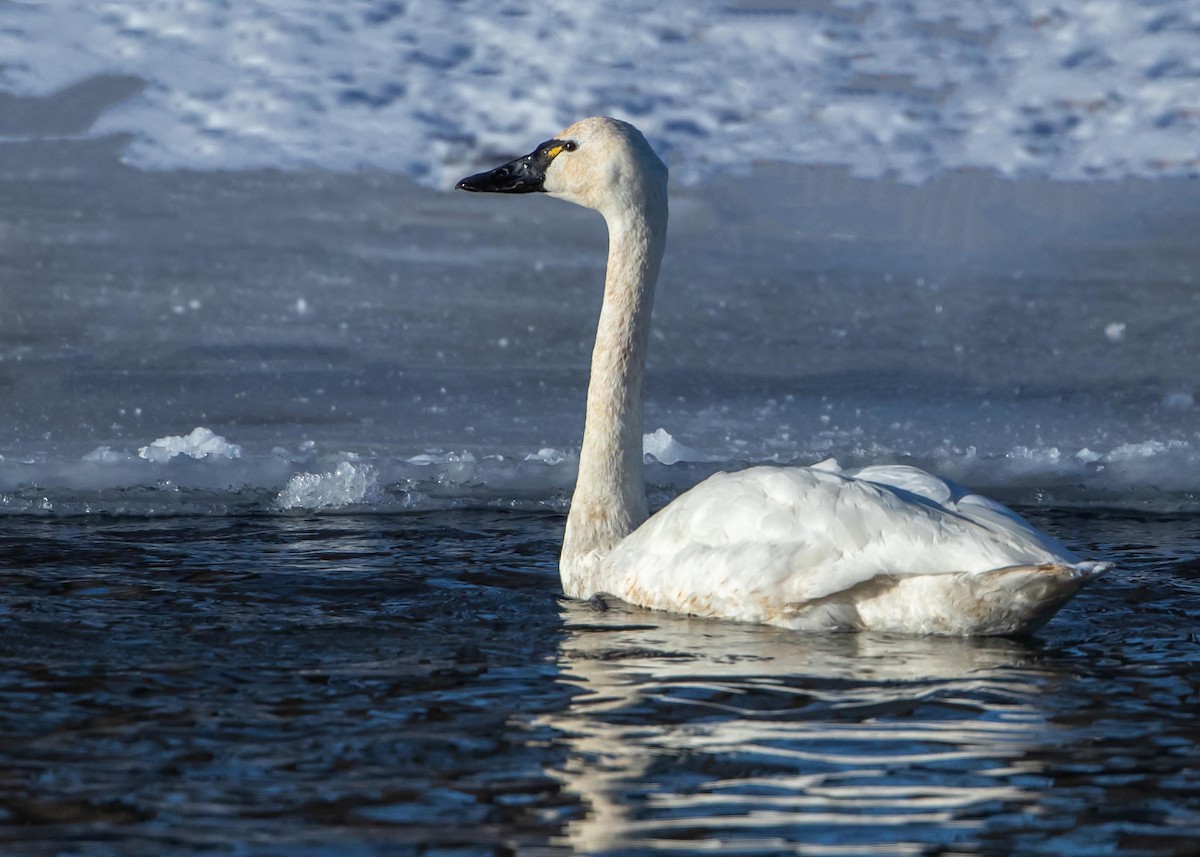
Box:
left=561, top=197, right=666, bottom=595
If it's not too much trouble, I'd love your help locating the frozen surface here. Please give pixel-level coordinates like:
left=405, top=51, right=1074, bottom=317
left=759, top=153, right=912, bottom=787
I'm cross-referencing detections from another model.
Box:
left=1, top=1, right=1199, bottom=184
left=642, top=428, right=709, bottom=466
left=2, top=137, right=1198, bottom=515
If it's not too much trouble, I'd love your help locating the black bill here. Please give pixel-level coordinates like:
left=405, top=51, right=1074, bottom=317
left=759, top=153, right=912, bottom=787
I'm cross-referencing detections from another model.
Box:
left=456, top=139, right=567, bottom=194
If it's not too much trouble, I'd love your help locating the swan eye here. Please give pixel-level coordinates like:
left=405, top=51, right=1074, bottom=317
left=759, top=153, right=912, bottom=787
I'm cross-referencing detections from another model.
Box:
left=544, top=139, right=578, bottom=160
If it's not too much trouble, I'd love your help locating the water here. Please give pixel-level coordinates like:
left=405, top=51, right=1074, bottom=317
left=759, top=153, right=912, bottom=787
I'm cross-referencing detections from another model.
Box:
left=1, top=509, right=1197, bottom=855
left=4, top=2, right=1200, bottom=853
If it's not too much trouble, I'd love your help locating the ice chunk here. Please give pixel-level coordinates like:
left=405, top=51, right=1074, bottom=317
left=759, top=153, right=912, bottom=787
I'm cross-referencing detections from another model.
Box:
left=643, top=428, right=704, bottom=465
left=138, top=427, right=244, bottom=463
left=82, top=446, right=128, bottom=464
left=407, top=451, right=477, bottom=465
left=1105, top=440, right=1185, bottom=462
left=276, top=461, right=381, bottom=510
left=524, top=448, right=566, bottom=465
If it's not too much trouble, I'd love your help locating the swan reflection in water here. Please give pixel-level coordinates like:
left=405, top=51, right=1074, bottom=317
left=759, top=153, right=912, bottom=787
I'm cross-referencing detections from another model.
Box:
left=538, top=598, right=1065, bottom=855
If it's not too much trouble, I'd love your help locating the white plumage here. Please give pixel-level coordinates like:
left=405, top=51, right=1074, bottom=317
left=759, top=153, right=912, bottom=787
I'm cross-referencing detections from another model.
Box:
left=458, top=116, right=1107, bottom=636
left=600, top=462, right=1105, bottom=634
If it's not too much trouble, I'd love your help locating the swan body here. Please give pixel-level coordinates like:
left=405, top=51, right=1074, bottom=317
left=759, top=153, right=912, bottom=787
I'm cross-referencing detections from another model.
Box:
left=458, top=117, right=1107, bottom=636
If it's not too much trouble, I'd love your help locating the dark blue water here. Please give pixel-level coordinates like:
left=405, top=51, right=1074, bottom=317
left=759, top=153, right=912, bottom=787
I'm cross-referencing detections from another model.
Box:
left=1, top=508, right=1197, bottom=856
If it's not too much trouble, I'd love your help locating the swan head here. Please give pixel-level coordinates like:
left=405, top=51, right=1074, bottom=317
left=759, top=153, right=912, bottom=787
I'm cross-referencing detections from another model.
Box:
left=456, top=117, right=667, bottom=220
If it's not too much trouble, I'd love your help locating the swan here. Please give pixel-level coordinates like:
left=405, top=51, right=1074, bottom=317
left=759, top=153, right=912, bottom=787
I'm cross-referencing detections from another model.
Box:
left=457, top=117, right=1108, bottom=635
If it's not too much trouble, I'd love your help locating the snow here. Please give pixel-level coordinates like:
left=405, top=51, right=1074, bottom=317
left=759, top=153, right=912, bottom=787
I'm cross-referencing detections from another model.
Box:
left=1, top=2, right=1198, bottom=184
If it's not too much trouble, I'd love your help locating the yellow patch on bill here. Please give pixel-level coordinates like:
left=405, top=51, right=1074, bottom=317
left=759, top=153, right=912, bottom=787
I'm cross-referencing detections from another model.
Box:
left=546, top=145, right=563, bottom=159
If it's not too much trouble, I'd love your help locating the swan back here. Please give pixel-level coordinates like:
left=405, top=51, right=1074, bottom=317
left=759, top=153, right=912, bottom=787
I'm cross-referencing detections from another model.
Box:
left=595, top=465, right=1103, bottom=633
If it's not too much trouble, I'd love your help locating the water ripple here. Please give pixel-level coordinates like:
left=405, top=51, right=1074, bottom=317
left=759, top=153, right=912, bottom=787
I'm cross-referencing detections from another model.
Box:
left=0, top=510, right=1197, bottom=854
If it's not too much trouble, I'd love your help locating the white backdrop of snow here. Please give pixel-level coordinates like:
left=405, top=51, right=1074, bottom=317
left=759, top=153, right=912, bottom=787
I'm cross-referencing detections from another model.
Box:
left=1, top=1, right=1198, bottom=184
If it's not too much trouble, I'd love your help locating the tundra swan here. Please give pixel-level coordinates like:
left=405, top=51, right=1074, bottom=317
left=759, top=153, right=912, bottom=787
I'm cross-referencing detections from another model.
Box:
left=457, top=117, right=1107, bottom=635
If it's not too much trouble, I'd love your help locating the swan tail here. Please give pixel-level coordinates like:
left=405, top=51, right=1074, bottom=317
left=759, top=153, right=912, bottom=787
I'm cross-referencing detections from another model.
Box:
left=778, top=561, right=1111, bottom=636
left=970, top=561, right=1111, bottom=636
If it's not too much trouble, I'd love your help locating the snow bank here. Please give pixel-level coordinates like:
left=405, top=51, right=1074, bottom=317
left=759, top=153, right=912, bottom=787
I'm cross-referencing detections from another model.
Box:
left=3, top=1, right=1198, bottom=184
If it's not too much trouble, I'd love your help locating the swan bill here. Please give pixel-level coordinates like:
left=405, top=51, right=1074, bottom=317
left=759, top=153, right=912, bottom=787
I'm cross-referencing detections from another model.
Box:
left=456, top=139, right=567, bottom=194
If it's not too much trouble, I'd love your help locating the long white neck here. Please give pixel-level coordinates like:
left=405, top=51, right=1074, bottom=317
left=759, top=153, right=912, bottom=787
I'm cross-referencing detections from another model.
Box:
left=560, top=192, right=667, bottom=597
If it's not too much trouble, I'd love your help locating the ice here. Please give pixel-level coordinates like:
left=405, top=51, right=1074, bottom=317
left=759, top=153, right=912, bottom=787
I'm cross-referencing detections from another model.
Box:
left=137, top=427, right=245, bottom=463
left=277, top=461, right=382, bottom=511
left=407, top=451, right=478, bottom=466
left=1106, top=440, right=1187, bottom=462
left=525, top=448, right=567, bottom=465
left=643, top=428, right=706, bottom=466
left=82, top=446, right=129, bottom=465
left=2, top=2, right=1198, bottom=184
left=3, top=157, right=1198, bottom=515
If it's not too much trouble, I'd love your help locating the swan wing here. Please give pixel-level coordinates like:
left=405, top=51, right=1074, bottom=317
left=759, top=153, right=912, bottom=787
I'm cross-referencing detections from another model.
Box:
left=845, top=462, right=1073, bottom=558
left=599, top=465, right=1081, bottom=625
